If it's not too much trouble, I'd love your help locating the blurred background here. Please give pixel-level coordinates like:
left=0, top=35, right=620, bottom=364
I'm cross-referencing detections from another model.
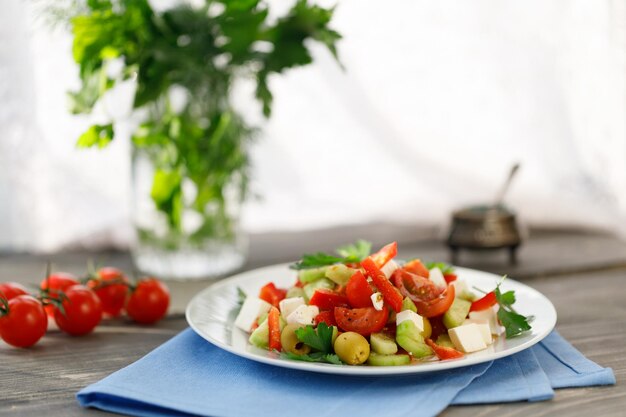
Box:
left=1, top=0, right=625, bottom=259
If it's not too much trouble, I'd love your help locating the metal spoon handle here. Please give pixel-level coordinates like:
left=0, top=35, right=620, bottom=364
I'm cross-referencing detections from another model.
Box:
left=494, top=163, right=520, bottom=207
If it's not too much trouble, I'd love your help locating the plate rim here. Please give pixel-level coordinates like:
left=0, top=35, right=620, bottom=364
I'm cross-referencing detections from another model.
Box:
left=186, top=263, right=557, bottom=376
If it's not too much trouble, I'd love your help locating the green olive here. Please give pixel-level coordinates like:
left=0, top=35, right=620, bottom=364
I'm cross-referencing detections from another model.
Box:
left=280, top=324, right=311, bottom=355
left=333, top=332, right=370, bottom=365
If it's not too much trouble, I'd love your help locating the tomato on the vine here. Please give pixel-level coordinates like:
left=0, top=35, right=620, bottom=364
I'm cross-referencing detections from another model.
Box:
left=0, top=282, right=29, bottom=301
left=0, top=295, right=47, bottom=347
left=87, top=267, right=129, bottom=317
left=40, top=272, right=80, bottom=317
left=54, top=285, right=102, bottom=336
left=126, top=278, right=170, bottom=324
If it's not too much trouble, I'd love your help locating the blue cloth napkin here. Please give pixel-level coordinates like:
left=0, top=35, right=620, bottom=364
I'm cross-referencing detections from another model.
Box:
left=77, top=329, right=615, bottom=417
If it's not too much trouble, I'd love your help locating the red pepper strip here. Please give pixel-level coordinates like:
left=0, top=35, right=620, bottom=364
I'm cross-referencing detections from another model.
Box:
left=259, top=282, right=287, bottom=308
left=370, top=241, right=398, bottom=268
left=426, top=338, right=464, bottom=360
left=268, top=306, right=282, bottom=351
left=361, top=257, right=403, bottom=312
left=470, top=291, right=497, bottom=312
left=308, top=289, right=350, bottom=311
left=314, top=310, right=337, bottom=327
left=443, top=273, right=457, bottom=284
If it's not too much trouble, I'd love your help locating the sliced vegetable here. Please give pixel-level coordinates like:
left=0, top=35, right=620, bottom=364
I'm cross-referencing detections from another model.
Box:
left=334, top=306, right=388, bottom=336
left=361, top=257, right=403, bottom=312
left=470, top=291, right=497, bottom=312
left=402, top=259, right=430, bottom=277
left=367, top=352, right=410, bottom=366
left=426, top=338, right=464, bottom=360
left=345, top=271, right=374, bottom=308
left=259, top=282, right=287, bottom=308
left=325, top=264, right=358, bottom=286
left=369, top=241, right=397, bottom=268
left=302, top=278, right=335, bottom=302
left=314, top=310, right=337, bottom=327
left=442, top=295, right=471, bottom=329
left=268, top=307, right=282, bottom=351
left=370, top=332, right=398, bottom=355
left=392, top=269, right=440, bottom=303
left=395, top=320, right=432, bottom=358
left=298, top=267, right=328, bottom=284
left=443, top=274, right=457, bottom=284
left=415, top=285, right=456, bottom=318
left=308, top=289, right=349, bottom=311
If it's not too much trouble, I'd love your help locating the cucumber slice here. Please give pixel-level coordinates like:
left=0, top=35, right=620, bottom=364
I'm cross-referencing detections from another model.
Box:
left=395, top=320, right=433, bottom=358
left=443, top=297, right=472, bottom=329
left=256, top=311, right=268, bottom=326
left=367, top=352, right=411, bottom=366
left=298, top=267, right=328, bottom=284
left=286, top=287, right=305, bottom=299
left=435, top=334, right=455, bottom=349
left=248, top=319, right=269, bottom=349
left=401, top=297, right=417, bottom=312
left=370, top=332, right=398, bottom=355
left=325, top=264, right=357, bottom=286
left=303, top=278, right=335, bottom=302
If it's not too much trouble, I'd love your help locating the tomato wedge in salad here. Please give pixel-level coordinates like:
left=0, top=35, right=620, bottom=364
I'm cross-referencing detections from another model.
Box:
left=345, top=271, right=374, bottom=308
left=414, top=285, right=455, bottom=318
left=308, top=289, right=349, bottom=310
left=334, top=306, right=388, bottom=336
left=402, top=259, right=430, bottom=278
left=426, top=338, right=464, bottom=360
left=392, top=269, right=440, bottom=302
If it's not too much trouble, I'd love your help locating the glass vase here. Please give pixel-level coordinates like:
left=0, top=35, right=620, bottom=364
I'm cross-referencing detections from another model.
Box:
left=131, top=147, right=247, bottom=280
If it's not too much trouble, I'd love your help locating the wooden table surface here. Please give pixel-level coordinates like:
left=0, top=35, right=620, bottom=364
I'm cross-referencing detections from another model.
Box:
left=1, top=230, right=625, bottom=416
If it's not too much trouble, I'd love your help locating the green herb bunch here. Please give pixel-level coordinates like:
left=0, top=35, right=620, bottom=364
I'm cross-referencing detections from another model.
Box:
left=53, top=0, right=340, bottom=247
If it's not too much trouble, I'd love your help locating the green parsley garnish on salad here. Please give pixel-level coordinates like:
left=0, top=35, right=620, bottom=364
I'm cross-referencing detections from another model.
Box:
left=290, top=240, right=371, bottom=270
left=494, top=277, right=532, bottom=338
left=425, top=261, right=455, bottom=275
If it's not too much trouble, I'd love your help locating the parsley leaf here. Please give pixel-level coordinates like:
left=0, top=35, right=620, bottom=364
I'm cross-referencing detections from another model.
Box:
left=425, top=261, right=455, bottom=275
left=495, top=277, right=531, bottom=338
left=290, top=240, right=371, bottom=270
left=281, top=352, right=343, bottom=365
left=295, top=322, right=334, bottom=353
left=336, top=240, right=372, bottom=262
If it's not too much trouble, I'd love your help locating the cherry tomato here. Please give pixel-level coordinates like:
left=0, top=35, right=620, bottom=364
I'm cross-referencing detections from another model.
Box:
left=370, top=241, right=398, bottom=268
left=308, top=289, right=350, bottom=311
left=470, top=291, right=497, bottom=312
left=426, top=338, right=464, bottom=360
left=0, top=282, right=29, bottom=301
left=402, top=259, right=430, bottom=278
left=54, top=285, right=102, bottom=336
left=126, top=278, right=170, bottom=324
left=314, top=310, right=337, bottom=327
left=87, top=267, right=129, bottom=317
left=40, top=272, right=80, bottom=317
left=392, top=269, right=440, bottom=302
left=414, top=286, right=456, bottom=318
left=443, top=273, right=457, bottom=284
left=258, top=282, right=287, bottom=308
left=0, top=295, right=47, bottom=347
left=334, top=306, right=388, bottom=336
left=345, top=271, right=374, bottom=308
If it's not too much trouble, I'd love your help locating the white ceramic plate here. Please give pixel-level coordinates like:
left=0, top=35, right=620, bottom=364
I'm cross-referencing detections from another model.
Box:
left=186, top=264, right=557, bottom=376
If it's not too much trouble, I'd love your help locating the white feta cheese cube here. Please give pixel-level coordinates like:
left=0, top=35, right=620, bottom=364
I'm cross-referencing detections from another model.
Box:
left=370, top=292, right=384, bottom=311
left=279, top=297, right=305, bottom=319
left=234, top=297, right=272, bottom=332
left=428, top=267, right=447, bottom=291
left=396, top=310, right=424, bottom=333
left=448, top=323, right=488, bottom=353
left=469, top=307, right=503, bottom=335
left=451, top=279, right=476, bottom=301
left=463, top=319, right=493, bottom=345
left=381, top=260, right=400, bottom=279
left=286, top=305, right=319, bottom=326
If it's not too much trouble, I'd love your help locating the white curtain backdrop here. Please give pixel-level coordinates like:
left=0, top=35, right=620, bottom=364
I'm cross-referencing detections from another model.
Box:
left=1, top=0, right=625, bottom=252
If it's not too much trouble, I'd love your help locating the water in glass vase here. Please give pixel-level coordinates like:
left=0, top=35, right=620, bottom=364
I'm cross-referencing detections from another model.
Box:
left=131, top=150, right=247, bottom=280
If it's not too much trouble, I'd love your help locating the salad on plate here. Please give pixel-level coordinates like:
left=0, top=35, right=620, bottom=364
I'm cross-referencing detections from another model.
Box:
left=234, top=241, right=532, bottom=366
